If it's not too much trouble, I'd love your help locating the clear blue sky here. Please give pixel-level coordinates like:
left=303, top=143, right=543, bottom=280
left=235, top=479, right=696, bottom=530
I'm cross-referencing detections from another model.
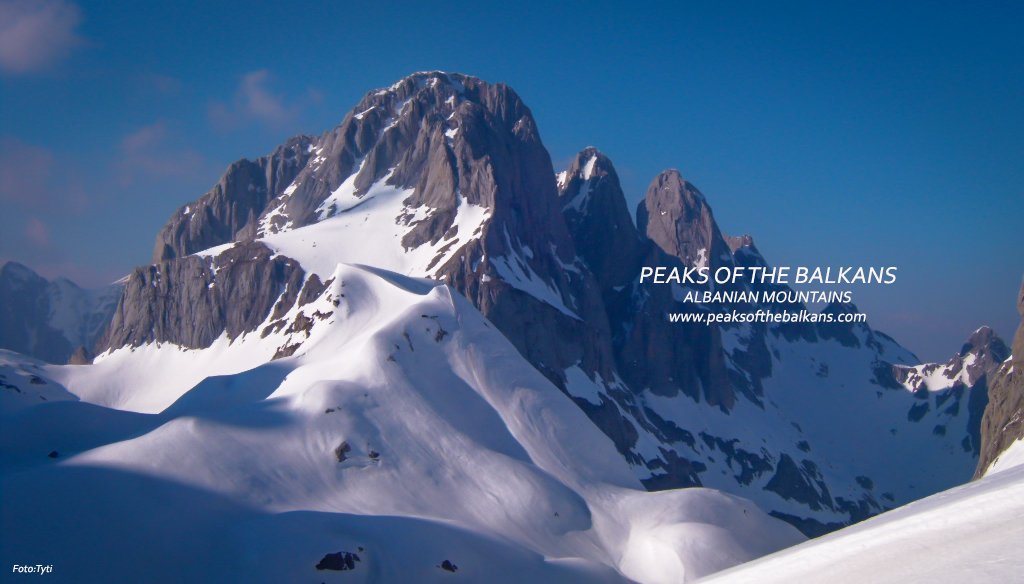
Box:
left=0, top=0, right=1021, bottom=361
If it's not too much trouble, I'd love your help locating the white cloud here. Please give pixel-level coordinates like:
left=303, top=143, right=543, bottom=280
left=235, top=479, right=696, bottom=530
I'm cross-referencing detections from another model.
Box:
left=24, top=217, right=50, bottom=247
left=209, top=69, right=320, bottom=129
left=238, top=69, right=290, bottom=124
left=0, top=0, right=84, bottom=75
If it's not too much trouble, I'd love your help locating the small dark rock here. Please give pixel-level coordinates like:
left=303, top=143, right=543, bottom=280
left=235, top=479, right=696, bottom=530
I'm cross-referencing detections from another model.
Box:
left=368, top=450, right=380, bottom=460
left=439, top=560, right=458, bottom=572
left=334, top=441, right=351, bottom=462
left=48, top=450, right=59, bottom=458
left=907, top=402, right=930, bottom=422
left=316, top=551, right=360, bottom=571
left=29, top=375, right=45, bottom=385
left=273, top=342, right=302, bottom=360
left=287, top=312, right=315, bottom=337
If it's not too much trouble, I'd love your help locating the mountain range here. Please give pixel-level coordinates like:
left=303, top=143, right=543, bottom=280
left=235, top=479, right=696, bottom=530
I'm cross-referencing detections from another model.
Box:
left=1, top=71, right=1021, bottom=582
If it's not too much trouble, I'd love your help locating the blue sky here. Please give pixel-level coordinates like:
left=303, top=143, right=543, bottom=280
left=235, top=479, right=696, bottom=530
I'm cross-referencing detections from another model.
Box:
left=0, top=0, right=1021, bottom=360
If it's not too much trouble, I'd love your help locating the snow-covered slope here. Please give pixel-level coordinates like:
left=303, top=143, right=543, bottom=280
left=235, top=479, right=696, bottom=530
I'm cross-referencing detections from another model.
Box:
left=0, top=264, right=803, bottom=583
left=699, top=448, right=1024, bottom=583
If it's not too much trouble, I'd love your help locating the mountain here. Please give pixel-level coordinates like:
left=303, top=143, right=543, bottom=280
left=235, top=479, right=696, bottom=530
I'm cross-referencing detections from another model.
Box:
left=554, top=144, right=1008, bottom=534
left=2, top=72, right=1016, bottom=582
left=92, top=71, right=1007, bottom=536
left=0, top=266, right=803, bottom=583
left=974, top=280, right=1024, bottom=477
left=132, top=72, right=614, bottom=391
left=0, top=262, right=122, bottom=364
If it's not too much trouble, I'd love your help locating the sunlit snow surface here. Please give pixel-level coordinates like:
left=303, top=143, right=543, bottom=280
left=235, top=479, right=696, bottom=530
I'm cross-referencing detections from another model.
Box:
left=0, top=264, right=802, bottom=583
left=700, top=447, right=1024, bottom=584
left=257, top=169, right=491, bottom=281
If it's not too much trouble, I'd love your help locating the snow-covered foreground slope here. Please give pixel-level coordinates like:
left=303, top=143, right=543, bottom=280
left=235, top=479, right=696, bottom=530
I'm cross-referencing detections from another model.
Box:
left=0, top=264, right=803, bottom=583
left=699, top=446, right=1024, bottom=583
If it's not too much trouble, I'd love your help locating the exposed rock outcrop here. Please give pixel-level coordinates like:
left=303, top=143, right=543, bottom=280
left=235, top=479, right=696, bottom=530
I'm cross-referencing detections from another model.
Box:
left=153, top=136, right=315, bottom=262
left=103, top=242, right=305, bottom=349
left=974, top=281, right=1024, bottom=477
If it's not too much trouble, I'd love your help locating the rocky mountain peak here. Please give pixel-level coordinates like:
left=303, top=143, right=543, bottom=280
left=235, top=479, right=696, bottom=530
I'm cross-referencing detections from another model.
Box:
left=557, top=147, right=643, bottom=291
left=557, top=146, right=615, bottom=187
left=974, top=279, right=1024, bottom=478
left=960, top=326, right=1010, bottom=362
left=636, top=170, right=732, bottom=271
left=128, top=72, right=615, bottom=393
left=0, top=261, right=42, bottom=286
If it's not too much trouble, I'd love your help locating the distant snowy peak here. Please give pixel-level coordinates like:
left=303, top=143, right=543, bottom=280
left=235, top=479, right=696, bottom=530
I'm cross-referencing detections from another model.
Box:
left=894, top=326, right=1009, bottom=394
left=0, top=262, right=121, bottom=364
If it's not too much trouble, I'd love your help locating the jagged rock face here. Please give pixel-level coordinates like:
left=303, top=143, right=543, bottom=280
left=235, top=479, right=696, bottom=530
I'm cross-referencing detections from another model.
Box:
left=975, top=282, right=1024, bottom=477
left=557, top=147, right=644, bottom=292
left=616, top=246, right=737, bottom=409
left=104, top=242, right=306, bottom=349
left=256, top=72, right=573, bottom=253
left=0, top=262, right=121, bottom=363
left=153, top=136, right=315, bottom=262
left=621, top=169, right=739, bottom=408
left=637, top=170, right=733, bottom=272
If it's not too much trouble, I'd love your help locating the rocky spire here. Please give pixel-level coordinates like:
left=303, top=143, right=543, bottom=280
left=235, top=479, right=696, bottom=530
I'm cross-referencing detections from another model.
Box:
left=975, top=280, right=1024, bottom=477
left=557, top=147, right=644, bottom=291
left=636, top=170, right=733, bottom=272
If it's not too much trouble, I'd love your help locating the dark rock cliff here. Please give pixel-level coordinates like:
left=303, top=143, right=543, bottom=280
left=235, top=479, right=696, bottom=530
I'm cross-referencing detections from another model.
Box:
left=975, top=281, right=1024, bottom=477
